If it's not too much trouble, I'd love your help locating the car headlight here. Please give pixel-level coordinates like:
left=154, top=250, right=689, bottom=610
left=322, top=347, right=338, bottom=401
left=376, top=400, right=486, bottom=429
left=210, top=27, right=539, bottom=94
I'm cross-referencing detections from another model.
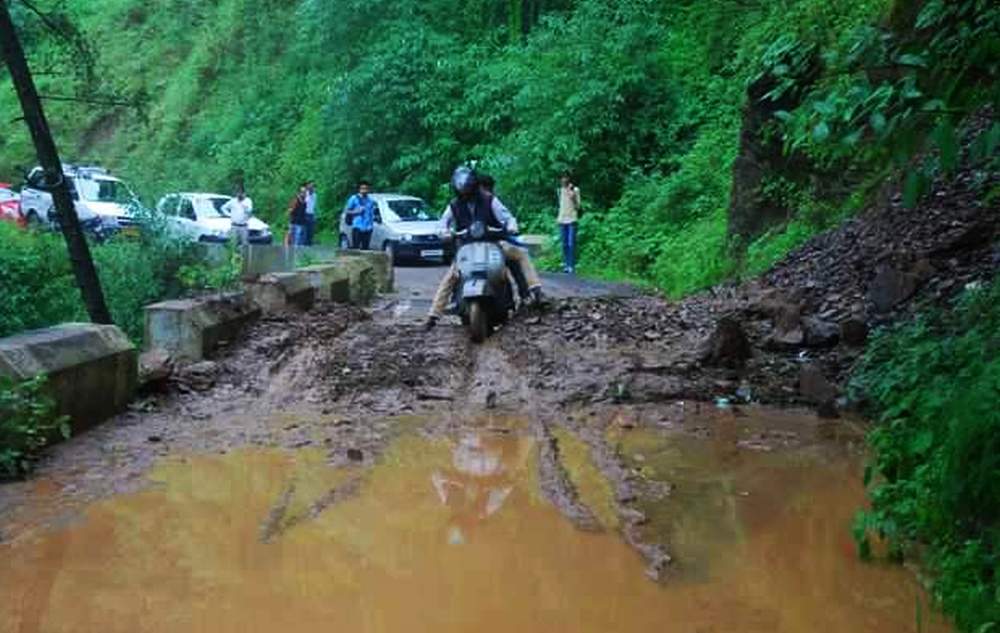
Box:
left=400, top=234, right=413, bottom=242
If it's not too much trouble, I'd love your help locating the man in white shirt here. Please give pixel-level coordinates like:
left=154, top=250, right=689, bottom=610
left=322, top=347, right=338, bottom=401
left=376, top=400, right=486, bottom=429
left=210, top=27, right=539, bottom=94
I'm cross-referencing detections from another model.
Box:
left=222, top=186, right=254, bottom=247
left=304, top=180, right=317, bottom=245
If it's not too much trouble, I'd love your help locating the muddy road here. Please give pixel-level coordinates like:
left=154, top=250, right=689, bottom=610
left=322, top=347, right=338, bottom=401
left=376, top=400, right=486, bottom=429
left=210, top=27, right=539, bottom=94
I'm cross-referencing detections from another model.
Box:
left=0, top=265, right=949, bottom=632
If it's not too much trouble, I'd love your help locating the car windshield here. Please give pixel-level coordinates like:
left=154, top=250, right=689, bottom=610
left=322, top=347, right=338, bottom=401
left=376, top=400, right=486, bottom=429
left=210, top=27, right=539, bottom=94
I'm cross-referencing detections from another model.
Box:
left=194, top=197, right=230, bottom=219
left=388, top=199, right=435, bottom=222
left=76, top=178, right=135, bottom=204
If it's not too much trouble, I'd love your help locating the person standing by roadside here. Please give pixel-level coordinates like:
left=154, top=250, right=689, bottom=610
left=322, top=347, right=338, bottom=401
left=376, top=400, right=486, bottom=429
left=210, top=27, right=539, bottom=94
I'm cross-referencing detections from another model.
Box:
left=223, top=185, right=254, bottom=247
left=557, top=174, right=581, bottom=274
left=303, top=180, right=318, bottom=245
left=345, top=180, right=375, bottom=250
left=287, top=183, right=308, bottom=246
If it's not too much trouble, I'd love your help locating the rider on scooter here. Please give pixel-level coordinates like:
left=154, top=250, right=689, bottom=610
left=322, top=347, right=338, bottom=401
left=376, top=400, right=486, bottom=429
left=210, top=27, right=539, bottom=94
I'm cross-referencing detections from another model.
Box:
left=424, top=166, right=544, bottom=330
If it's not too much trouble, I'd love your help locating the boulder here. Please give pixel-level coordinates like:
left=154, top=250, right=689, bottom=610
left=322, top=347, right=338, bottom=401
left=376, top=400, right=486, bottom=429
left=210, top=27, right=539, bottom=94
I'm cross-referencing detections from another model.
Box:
left=698, top=314, right=752, bottom=368
left=802, top=317, right=840, bottom=347
left=868, top=266, right=919, bottom=314
left=139, top=348, right=173, bottom=386
left=799, top=363, right=838, bottom=416
left=839, top=317, right=869, bottom=347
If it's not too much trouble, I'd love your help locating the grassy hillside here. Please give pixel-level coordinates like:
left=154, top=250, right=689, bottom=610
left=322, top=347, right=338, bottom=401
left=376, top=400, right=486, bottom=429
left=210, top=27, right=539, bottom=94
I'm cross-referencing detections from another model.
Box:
left=2, top=0, right=902, bottom=279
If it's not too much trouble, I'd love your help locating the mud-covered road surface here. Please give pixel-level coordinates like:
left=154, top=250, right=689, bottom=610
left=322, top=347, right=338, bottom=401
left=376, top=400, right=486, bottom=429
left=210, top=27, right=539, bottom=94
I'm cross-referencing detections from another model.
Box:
left=0, top=265, right=951, bottom=632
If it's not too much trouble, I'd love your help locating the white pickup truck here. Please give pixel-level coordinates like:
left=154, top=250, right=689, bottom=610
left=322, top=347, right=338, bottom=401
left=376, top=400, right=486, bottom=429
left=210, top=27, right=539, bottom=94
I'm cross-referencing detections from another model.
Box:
left=19, top=164, right=141, bottom=235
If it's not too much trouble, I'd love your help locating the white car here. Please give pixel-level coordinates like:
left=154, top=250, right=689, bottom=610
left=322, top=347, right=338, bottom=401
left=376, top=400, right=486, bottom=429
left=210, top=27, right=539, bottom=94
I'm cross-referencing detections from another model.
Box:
left=156, top=192, right=273, bottom=244
left=338, top=193, right=453, bottom=263
left=19, top=164, right=141, bottom=234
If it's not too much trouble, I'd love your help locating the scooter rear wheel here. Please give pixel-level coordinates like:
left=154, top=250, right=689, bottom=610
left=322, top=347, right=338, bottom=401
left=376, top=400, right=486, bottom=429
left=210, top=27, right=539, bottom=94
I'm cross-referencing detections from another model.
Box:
left=468, top=302, right=488, bottom=343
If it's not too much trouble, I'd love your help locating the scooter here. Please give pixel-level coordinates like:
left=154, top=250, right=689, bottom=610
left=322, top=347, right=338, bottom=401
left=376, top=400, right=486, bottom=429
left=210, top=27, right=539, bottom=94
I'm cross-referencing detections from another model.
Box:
left=449, top=221, right=517, bottom=343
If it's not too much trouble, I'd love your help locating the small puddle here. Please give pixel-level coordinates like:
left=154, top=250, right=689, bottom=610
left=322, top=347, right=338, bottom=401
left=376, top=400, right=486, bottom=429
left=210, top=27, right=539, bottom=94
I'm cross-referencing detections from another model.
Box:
left=0, top=415, right=949, bottom=632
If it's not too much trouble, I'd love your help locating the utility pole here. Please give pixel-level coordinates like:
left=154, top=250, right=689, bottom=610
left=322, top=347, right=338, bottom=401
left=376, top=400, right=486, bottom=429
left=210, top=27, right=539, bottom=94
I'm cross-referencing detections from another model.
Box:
left=0, top=0, right=112, bottom=325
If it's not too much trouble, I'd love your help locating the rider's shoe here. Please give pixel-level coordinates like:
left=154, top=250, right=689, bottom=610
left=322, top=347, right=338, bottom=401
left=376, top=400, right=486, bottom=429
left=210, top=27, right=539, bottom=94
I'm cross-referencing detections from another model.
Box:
left=424, top=315, right=439, bottom=331
left=530, top=287, right=546, bottom=306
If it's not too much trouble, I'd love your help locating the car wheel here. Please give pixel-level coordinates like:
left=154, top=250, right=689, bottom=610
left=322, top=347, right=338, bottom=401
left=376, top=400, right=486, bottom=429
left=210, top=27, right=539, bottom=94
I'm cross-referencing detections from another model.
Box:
left=339, top=234, right=351, bottom=250
left=25, top=210, right=45, bottom=230
left=383, top=240, right=396, bottom=265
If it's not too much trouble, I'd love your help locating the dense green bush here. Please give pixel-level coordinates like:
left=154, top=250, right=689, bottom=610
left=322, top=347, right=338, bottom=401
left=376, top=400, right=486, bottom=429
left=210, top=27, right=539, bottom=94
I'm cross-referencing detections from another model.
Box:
left=853, top=278, right=1000, bottom=632
left=0, top=223, right=81, bottom=338
left=0, top=222, right=205, bottom=343
left=0, top=375, right=69, bottom=479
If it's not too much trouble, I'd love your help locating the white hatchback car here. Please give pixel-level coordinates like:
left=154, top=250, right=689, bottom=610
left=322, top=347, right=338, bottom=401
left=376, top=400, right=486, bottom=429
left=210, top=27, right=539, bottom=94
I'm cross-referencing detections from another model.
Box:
left=338, top=193, right=453, bottom=263
left=156, top=192, right=273, bottom=244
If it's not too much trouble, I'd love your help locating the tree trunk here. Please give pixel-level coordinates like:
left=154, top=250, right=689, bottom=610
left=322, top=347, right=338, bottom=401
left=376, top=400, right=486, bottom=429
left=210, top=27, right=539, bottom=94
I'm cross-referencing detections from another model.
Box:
left=508, top=0, right=523, bottom=43
left=0, top=1, right=112, bottom=325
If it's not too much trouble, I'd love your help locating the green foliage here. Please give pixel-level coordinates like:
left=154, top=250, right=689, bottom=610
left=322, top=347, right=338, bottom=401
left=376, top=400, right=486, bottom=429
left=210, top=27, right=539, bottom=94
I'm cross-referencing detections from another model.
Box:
left=772, top=0, right=1000, bottom=206
left=0, top=0, right=992, bottom=304
left=853, top=278, right=1000, bottom=632
left=0, top=375, right=70, bottom=479
left=177, top=243, right=243, bottom=294
left=0, top=224, right=81, bottom=337
left=0, top=222, right=207, bottom=343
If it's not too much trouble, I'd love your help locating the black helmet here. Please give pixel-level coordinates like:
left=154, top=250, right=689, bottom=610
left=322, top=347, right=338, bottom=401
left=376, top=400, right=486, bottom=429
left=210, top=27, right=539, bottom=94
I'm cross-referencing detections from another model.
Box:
left=451, top=166, right=478, bottom=197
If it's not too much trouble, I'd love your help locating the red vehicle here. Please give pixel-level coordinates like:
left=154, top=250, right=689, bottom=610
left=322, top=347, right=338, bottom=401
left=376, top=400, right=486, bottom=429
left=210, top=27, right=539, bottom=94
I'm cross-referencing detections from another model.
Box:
left=0, top=183, right=25, bottom=227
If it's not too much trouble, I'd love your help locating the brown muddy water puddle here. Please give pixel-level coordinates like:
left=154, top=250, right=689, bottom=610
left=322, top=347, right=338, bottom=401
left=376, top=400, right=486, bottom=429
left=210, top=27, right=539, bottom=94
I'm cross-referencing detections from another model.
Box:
left=1, top=412, right=949, bottom=632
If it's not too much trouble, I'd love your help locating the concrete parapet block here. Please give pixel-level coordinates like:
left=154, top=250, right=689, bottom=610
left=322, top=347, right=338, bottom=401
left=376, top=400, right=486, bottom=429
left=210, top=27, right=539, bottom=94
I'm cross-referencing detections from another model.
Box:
left=333, top=256, right=378, bottom=304
left=241, top=245, right=339, bottom=279
left=518, top=234, right=548, bottom=259
left=298, top=264, right=352, bottom=302
left=0, top=323, right=137, bottom=430
left=246, top=272, right=316, bottom=313
left=144, top=292, right=260, bottom=362
left=338, top=250, right=394, bottom=293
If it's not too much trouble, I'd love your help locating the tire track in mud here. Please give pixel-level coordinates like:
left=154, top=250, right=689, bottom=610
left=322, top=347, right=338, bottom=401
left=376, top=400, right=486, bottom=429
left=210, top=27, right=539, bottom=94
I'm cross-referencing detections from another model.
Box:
left=454, top=330, right=676, bottom=581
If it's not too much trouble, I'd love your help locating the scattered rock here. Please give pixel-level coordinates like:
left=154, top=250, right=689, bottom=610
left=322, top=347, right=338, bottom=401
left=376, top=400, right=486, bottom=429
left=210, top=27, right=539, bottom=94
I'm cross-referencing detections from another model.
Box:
left=839, top=317, right=869, bottom=347
left=802, top=317, right=840, bottom=347
left=868, top=266, right=920, bottom=314
left=798, top=363, right=838, bottom=410
left=139, top=348, right=173, bottom=386
left=698, top=314, right=752, bottom=368
left=346, top=448, right=364, bottom=462
left=416, top=388, right=454, bottom=401
left=175, top=360, right=219, bottom=392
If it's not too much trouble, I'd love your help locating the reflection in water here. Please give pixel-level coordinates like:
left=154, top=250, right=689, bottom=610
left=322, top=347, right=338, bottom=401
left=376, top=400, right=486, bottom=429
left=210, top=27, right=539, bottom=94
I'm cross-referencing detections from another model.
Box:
left=0, top=426, right=950, bottom=633
left=431, top=433, right=523, bottom=545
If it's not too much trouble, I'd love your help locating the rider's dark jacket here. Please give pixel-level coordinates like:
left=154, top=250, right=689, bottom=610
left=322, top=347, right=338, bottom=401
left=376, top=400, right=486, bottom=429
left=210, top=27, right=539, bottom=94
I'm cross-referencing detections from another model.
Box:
left=449, top=192, right=505, bottom=235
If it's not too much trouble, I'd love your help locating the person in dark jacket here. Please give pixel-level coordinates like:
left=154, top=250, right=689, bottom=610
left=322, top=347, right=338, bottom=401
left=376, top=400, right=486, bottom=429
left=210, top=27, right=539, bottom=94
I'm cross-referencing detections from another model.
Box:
left=287, top=183, right=308, bottom=246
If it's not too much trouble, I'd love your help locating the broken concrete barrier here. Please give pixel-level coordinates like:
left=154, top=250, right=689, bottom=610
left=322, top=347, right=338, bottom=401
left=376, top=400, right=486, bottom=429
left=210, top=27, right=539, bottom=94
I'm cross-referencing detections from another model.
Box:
left=337, top=250, right=394, bottom=293
left=240, top=245, right=339, bottom=279
left=298, top=263, right=352, bottom=302
left=0, top=323, right=137, bottom=430
left=333, top=256, right=378, bottom=304
left=145, top=292, right=260, bottom=362
left=246, top=272, right=316, bottom=313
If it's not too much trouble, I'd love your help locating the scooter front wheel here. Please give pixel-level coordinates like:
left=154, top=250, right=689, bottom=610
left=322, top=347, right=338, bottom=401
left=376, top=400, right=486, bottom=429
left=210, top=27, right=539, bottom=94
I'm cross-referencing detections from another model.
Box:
left=467, top=301, right=488, bottom=343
